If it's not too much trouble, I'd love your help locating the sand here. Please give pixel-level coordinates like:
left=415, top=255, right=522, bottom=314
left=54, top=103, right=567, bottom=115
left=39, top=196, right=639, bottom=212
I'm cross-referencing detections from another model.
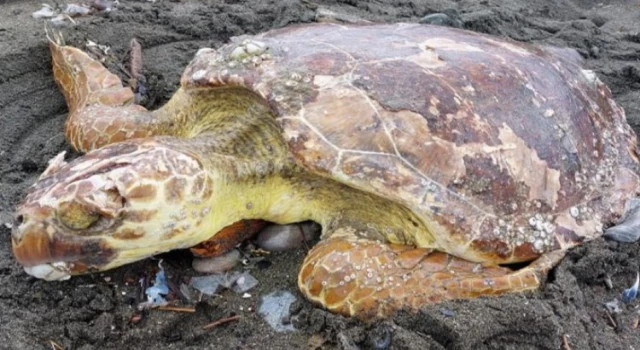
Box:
left=1, top=0, right=640, bottom=348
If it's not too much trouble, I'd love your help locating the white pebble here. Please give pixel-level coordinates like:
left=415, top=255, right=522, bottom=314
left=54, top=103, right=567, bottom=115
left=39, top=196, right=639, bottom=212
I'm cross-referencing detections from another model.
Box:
left=191, top=249, right=241, bottom=274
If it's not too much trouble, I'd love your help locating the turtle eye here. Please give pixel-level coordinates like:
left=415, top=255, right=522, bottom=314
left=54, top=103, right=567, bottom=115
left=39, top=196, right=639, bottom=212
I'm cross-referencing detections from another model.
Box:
left=57, top=200, right=101, bottom=230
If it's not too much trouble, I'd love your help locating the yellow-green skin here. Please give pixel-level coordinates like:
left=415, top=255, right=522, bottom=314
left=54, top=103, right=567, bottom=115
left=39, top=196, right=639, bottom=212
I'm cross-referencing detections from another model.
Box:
left=11, top=23, right=640, bottom=319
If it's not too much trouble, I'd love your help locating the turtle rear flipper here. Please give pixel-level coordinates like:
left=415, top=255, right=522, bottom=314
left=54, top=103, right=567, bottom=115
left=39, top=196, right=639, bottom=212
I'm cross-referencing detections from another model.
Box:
left=298, top=228, right=566, bottom=319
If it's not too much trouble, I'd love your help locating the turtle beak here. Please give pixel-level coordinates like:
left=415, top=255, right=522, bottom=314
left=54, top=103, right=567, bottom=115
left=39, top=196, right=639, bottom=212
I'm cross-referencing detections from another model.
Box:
left=11, top=214, right=115, bottom=280
left=11, top=223, right=53, bottom=266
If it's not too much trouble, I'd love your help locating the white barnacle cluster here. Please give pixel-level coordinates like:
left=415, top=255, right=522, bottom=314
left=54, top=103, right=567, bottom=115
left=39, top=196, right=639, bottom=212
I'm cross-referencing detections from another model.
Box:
left=228, top=39, right=271, bottom=67
left=195, top=48, right=215, bottom=57
left=170, top=208, right=188, bottom=222
left=492, top=214, right=555, bottom=253
left=594, top=157, right=616, bottom=185
left=526, top=214, right=555, bottom=252
left=191, top=69, right=207, bottom=81
left=284, top=72, right=304, bottom=88
left=569, top=204, right=598, bottom=222
left=163, top=222, right=177, bottom=230
left=280, top=72, right=313, bottom=96
left=552, top=124, right=566, bottom=144
left=581, top=69, right=598, bottom=85
left=271, top=72, right=313, bottom=112
left=573, top=169, right=588, bottom=191
left=574, top=154, right=615, bottom=192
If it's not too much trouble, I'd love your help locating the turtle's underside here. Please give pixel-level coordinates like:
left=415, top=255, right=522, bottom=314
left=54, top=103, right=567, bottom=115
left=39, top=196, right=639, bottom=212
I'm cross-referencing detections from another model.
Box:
left=10, top=22, right=640, bottom=319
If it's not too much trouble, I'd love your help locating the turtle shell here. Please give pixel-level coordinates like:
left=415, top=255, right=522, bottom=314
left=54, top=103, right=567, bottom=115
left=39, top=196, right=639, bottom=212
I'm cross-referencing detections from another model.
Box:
left=181, top=23, right=640, bottom=263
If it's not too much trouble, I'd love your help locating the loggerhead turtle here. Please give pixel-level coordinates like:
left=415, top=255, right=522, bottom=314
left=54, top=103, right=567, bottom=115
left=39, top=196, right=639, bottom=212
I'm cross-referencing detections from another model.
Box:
left=10, top=22, right=640, bottom=319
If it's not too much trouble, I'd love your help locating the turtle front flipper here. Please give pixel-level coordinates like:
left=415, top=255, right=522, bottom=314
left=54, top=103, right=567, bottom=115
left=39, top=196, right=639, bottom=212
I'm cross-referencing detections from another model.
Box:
left=298, top=228, right=566, bottom=320
left=46, top=25, right=160, bottom=152
left=190, top=219, right=268, bottom=257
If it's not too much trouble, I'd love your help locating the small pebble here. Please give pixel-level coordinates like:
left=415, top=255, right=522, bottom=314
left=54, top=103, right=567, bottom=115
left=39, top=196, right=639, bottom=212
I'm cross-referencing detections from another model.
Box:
left=604, top=274, right=613, bottom=289
left=419, top=10, right=462, bottom=28
left=192, top=249, right=241, bottom=274
left=590, top=15, right=608, bottom=27
left=255, top=222, right=320, bottom=251
left=420, top=13, right=452, bottom=25
left=440, top=308, right=455, bottom=317
left=92, top=0, right=114, bottom=11
left=315, top=7, right=371, bottom=24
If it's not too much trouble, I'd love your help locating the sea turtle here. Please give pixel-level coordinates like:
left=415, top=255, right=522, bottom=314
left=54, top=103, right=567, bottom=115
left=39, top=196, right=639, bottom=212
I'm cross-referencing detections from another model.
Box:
left=11, top=22, right=640, bottom=319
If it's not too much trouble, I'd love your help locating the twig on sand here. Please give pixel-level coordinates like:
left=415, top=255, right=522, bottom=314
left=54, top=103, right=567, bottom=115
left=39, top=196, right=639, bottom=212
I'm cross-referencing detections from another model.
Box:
left=49, top=340, right=64, bottom=350
left=561, top=335, right=572, bottom=350
left=604, top=310, right=617, bottom=328
left=156, top=305, right=196, bottom=313
left=202, top=315, right=241, bottom=330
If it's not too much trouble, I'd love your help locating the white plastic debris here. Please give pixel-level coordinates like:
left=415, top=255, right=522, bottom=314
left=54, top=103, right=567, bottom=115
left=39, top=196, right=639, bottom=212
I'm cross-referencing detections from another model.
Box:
left=191, top=272, right=239, bottom=294
left=50, top=14, right=72, bottom=26
left=32, top=5, right=57, bottom=19
left=258, top=290, right=297, bottom=332
left=86, top=40, right=111, bottom=55
left=64, top=4, right=91, bottom=16
left=190, top=271, right=259, bottom=295
left=233, top=272, right=259, bottom=293
left=605, top=299, right=622, bottom=314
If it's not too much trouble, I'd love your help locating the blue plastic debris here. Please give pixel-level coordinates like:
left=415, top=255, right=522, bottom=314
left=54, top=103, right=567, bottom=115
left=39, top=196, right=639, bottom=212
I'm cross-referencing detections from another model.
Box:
left=258, top=291, right=297, bottom=332
left=622, top=272, right=639, bottom=303
left=140, top=261, right=169, bottom=308
left=190, top=274, right=227, bottom=295
left=440, top=308, right=455, bottom=317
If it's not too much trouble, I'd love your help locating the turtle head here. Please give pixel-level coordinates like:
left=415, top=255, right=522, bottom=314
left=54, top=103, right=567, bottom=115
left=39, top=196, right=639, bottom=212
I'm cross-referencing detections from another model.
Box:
left=12, top=141, right=213, bottom=280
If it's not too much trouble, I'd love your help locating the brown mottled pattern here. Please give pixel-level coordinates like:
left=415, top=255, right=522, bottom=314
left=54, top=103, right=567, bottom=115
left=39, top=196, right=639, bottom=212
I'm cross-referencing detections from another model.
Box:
left=184, top=23, right=640, bottom=263
left=164, top=177, right=187, bottom=202
left=14, top=139, right=212, bottom=264
left=298, top=231, right=563, bottom=319
left=127, top=184, right=157, bottom=201
left=12, top=24, right=640, bottom=319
